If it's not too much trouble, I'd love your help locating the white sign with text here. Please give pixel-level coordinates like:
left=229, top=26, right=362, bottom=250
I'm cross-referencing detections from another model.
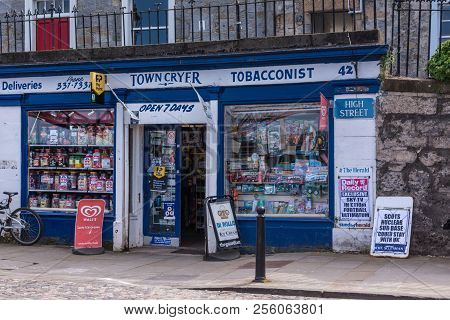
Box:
left=128, top=102, right=207, bottom=124
left=371, top=196, right=414, bottom=258
left=0, top=61, right=379, bottom=94
left=336, top=166, right=373, bottom=229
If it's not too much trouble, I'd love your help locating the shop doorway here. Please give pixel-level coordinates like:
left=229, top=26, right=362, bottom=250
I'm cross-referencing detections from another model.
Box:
left=180, top=125, right=206, bottom=249
left=142, top=124, right=206, bottom=249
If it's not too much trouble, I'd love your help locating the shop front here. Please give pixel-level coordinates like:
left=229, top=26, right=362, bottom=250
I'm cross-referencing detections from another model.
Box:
left=0, top=44, right=386, bottom=251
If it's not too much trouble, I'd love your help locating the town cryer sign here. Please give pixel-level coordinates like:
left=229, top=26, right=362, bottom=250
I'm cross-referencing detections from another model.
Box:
left=0, top=61, right=379, bottom=95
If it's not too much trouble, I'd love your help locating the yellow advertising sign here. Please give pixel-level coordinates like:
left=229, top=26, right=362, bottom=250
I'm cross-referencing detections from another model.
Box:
left=90, top=72, right=106, bottom=96
left=153, top=166, right=166, bottom=179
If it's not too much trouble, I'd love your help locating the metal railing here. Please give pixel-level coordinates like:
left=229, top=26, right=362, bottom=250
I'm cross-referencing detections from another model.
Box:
left=0, top=0, right=446, bottom=79
left=0, top=0, right=381, bottom=53
left=390, top=0, right=449, bottom=78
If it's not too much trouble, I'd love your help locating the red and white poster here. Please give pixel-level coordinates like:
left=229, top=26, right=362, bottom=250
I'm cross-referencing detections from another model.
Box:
left=74, top=199, right=105, bottom=250
left=319, top=93, right=328, bottom=131
left=338, top=176, right=372, bottom=228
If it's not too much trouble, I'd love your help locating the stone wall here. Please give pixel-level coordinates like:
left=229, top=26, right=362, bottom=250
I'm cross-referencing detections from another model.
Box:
left=377, top=78, right=450, bottom=256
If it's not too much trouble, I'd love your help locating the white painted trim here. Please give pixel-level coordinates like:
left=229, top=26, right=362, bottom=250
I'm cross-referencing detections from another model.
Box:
left=128, top=125, right=144, bottom=248
left=113, top=104, right=127, bottom=251
left=430, top=1, right=440, bottom=57
left=121, top=0, right=133, bottom=46
left=205, top=100, right=218, bottom=255
left=168, top=0, right=175, bottom=43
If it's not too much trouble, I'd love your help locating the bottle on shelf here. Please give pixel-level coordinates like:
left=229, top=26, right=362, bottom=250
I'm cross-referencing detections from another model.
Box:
left=83, top=150, right=93, bottom=169
left=51, top=193, right=60, bottom=208
left=78, top=172, right=88, bottom=191
left=96, top=126, right=104, bottom=145
left=40, top=149, right=49, bottom=167
left=68, top=172, right=78, bottom=190
left=70, top=126, right=78, bottom=145
left=101, top=149, right=111, bottom=169
left=96, top=173, right=106, bottom=192
left=92, top=149, right=101, bottom=168
left=39, top=126, right=48, bottom=145
left=48, top=126, right=59, bottom=145
left=87, top=126, right=96, bottom=145
left=88, top=172, right=98, bottom=192
left=78, top=126, right=88, bottom=145
left=59, top=172, right=69, bottom=191
left=106, top=175, right=113, bottom=193
left=55, top=149, right=66, bottom=167
left=48, top=151, right=57, bottom=167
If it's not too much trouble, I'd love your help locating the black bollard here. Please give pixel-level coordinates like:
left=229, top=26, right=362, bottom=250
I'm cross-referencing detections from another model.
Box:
left=254, top=205, right=267, bottom=282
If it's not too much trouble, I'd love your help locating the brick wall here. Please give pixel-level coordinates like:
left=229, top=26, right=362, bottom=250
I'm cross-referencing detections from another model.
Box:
left=377, top=78, right=450, bottom=256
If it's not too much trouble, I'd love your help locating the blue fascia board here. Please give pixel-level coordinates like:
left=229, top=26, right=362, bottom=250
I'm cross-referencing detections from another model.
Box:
left=0, top=45, right=388, bottom=78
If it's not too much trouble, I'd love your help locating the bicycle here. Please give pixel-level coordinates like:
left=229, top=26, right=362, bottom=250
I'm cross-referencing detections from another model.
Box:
left=0, top=192, right=43, bottom=245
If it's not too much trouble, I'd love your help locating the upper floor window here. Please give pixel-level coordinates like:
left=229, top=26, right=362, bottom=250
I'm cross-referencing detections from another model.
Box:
left=132, top=0, right=169, bottom=45
left=36, top=0, right=71, bottom=14
left=441, top=3, right=450, bottom=43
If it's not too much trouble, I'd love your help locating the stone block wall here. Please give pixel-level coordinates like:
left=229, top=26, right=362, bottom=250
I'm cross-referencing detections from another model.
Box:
left=377, top=78, right=450, bottom=256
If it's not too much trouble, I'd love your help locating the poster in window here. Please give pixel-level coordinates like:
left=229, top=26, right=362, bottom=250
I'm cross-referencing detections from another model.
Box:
left=150, top=165, right=167, bottom=192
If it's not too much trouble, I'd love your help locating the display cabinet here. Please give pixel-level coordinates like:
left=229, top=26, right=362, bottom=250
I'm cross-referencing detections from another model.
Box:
left=27, top=109, right=115, bottom=214
left=225, top=104, right=329, bottom=216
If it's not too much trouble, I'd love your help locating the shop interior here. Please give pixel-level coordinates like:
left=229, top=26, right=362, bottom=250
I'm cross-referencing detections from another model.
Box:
left=180, top=125, right=206, bottom=249
left=144, top=124, right=206, bottom=249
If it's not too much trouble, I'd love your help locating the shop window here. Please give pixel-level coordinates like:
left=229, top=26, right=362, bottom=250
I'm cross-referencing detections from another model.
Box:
left=27, top=109, right=115, bottom=214
left=225, top=104, right=329, bottom=216
left=132, top=0, right=169, bottom=45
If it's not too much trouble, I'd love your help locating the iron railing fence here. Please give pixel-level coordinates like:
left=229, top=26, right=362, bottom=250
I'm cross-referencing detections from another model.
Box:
left=390, top=0, right=449, bottom=78
left=0, top=0, right=382, bottom=54
left=0, top=0, right=446, bottom=79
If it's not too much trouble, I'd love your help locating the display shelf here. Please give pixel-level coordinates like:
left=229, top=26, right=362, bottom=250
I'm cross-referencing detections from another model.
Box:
left=237, top=193, right=301, bottom=197
left=31, top=207, right=112, bottom=214
left=237, top=193, right=300, bottom=201
left=29, top=144, right=114, bottom=148
left=230, top=181, right=304, bottom=185
left=28, top=167, right=113, bottom=171
left=29, top=189, right=113, bottom=194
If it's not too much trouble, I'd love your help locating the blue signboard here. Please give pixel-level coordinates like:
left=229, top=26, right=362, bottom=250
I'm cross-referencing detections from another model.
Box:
left=334, top=98, right=374, bottom=119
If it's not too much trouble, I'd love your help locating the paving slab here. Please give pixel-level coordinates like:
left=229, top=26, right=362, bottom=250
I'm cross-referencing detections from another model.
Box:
left=0, top=243, right=449, bottom=299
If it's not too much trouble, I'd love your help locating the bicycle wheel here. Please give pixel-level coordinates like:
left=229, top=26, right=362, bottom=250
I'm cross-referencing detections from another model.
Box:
left=9, top=208, right=43, bottom=245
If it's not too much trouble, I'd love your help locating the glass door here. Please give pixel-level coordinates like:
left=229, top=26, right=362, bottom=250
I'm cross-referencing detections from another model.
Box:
left=143, top=125, right=180, bottom=246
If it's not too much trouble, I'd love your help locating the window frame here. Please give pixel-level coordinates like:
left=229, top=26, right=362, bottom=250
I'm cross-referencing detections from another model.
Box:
left=121, top=0, right=175, bottom=46
left=24, top=0, right=77, bottom=51
left=430, top=1, right=450, bottom=57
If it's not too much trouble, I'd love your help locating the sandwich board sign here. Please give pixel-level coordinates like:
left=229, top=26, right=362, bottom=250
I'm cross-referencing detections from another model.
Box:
left=73, top=199, right=106, bottom=255
left=206, top=196, right=241, bottom=251
left=370, top=197, right=414, bottom=258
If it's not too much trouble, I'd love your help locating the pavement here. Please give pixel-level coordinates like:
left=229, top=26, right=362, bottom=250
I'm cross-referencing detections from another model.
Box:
left=0, top=243, right=449, bottom=299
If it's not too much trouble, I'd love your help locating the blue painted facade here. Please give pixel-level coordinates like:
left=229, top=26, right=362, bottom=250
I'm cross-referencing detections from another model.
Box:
left=0, top=44, right=387, bottom=250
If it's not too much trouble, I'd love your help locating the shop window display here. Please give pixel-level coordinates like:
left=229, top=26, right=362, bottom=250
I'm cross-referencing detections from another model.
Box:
left=27, top=109, right=115, bottom=214
left=225, top=104, right=329, bottom=216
